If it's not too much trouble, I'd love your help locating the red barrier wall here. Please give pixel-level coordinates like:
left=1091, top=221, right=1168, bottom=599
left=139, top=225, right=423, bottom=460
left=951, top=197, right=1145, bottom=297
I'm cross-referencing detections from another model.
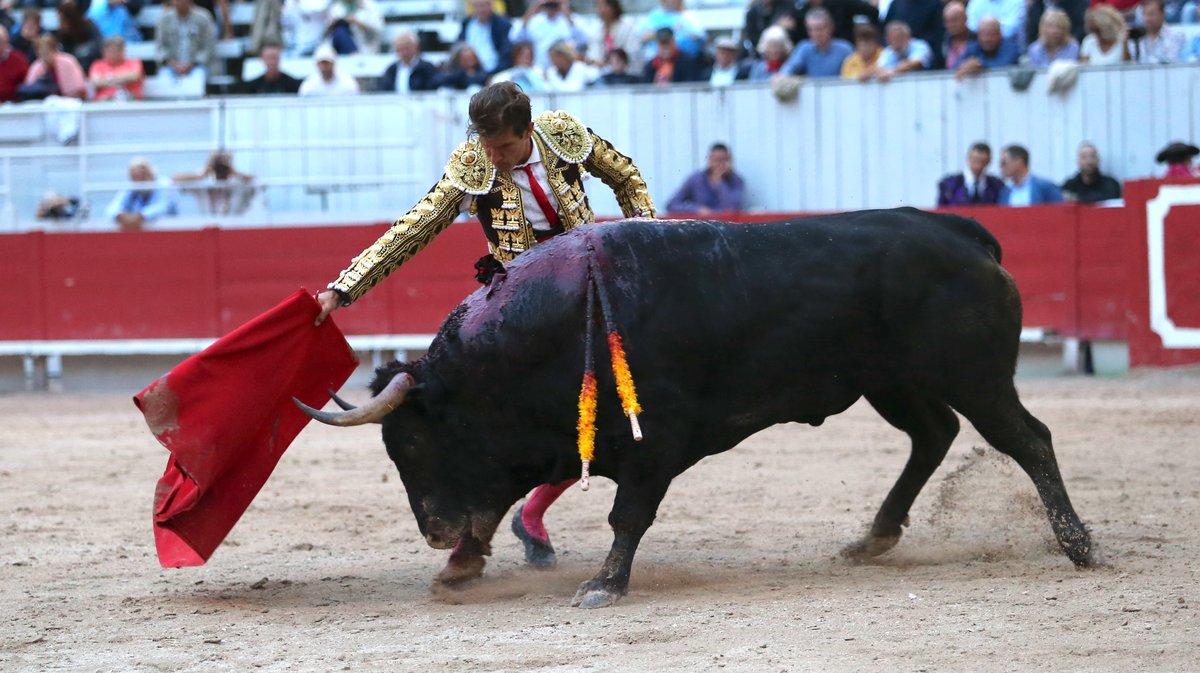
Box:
left=2, top=200, right=1190, bottom=369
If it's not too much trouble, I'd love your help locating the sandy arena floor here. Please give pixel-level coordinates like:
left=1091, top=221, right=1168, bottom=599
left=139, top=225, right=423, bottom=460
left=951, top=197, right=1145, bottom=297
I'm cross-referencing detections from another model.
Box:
left=2, top=369, right=1198, bottom=672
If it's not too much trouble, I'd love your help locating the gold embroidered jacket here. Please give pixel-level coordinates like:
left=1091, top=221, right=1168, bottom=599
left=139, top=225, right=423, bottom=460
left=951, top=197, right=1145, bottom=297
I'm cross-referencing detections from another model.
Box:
left=329, top=110, right=656, bottom=303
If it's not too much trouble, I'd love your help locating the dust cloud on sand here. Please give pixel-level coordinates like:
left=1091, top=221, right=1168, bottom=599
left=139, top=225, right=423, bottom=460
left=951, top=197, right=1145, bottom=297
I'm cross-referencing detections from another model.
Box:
left=2, top=370, right=1198, bottom=672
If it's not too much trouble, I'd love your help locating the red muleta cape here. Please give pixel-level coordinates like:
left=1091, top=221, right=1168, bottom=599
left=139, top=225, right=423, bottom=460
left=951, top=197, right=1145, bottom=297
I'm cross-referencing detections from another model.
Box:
left=133, top=290, right=358, bottom=567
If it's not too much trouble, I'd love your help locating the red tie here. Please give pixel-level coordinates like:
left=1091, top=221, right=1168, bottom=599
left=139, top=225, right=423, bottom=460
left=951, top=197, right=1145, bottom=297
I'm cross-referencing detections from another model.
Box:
left=520, top=165, right=561, bottom=229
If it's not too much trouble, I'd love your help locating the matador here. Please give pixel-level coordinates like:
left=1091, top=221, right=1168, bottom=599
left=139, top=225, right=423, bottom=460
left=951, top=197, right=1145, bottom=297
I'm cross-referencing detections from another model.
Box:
left=315, top=81, right=656, bottom=573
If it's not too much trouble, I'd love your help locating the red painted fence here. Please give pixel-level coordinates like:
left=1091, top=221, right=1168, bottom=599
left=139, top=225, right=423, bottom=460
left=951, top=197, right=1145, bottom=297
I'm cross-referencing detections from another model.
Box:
left=3, top=183, right=1197, bottom=368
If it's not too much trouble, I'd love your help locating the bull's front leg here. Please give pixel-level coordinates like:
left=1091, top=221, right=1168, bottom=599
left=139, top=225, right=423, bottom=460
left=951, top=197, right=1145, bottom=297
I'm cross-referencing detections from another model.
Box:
left=433, top=511, right=503, bottom=586
left=571, top=476, right=671, bottom=609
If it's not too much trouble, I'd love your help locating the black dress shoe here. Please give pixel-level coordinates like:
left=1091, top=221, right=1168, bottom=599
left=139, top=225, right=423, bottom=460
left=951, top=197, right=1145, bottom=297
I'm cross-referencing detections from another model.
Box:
left=510, top=504, right=558, bottom=569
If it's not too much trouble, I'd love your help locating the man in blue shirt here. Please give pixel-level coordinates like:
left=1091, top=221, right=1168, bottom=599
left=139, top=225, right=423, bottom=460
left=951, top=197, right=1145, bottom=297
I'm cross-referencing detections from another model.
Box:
left=106, top=158, right=178, bottom=230
left=999, top=144, right=1063, bottom=206
left=459, top=0, right=513, bottom=73
left=954, top=16, right=1019, bottom=79
left=782, top=7, right=853, bottom=78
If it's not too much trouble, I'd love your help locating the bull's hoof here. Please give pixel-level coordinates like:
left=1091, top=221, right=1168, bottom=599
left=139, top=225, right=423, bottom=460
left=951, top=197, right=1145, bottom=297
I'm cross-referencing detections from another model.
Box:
left=511, top=505, right=557, bottom=569
left=433, top=554, right=486, bottom=586
left=570, top=581, right=622, bottom=609
left=840, top=533, right=901, bottom=563
left=1069, top=541, right=1107, bottom=569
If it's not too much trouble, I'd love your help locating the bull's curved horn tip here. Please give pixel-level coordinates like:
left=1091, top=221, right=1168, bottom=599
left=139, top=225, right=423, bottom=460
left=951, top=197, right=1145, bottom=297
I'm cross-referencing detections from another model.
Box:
left=328, top=389, right=357, bottom=411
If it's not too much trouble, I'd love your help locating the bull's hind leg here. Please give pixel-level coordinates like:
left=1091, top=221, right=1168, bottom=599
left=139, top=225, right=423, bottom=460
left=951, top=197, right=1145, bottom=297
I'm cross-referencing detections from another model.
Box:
left=842, top=390, right=960, bottom=562
left=952, top=385, right=1101, bottom=567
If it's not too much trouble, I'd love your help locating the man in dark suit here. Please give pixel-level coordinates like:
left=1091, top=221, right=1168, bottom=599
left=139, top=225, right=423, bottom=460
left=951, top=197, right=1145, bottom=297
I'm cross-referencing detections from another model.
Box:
left=937, top=142, right=1004, bottom=206
left=460, top=0, right=513, bottom=73
left=378, top=30, right=439, bottom=93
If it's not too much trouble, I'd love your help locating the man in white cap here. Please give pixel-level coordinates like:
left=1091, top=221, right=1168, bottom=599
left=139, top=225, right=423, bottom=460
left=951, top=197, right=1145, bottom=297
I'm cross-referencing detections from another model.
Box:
left=708, top=36, right=748, bottom=86
left=298, top=43, right=360, bottom=96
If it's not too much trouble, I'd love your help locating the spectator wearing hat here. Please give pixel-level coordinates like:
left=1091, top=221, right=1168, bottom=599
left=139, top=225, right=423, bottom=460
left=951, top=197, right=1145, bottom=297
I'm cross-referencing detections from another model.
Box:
left=1132, top=0, right=1184, bottom=64
left=1061, top=142, right=1121, bottom=203
left=1156, top=142, right=1200, bottom=178
left=0, top=25, right=29, bottom=103
left=781, top=7, right=852, bottom=78
left=643, top=26, right=703, bottom=84
left=937, top=142, right=1004, bottom=207
left=875, top=20, right=932, bottom=80
left=841, top=22, right=882, bottom=80
left=298, top=43, right=360, bottom=95
left=748, top=24, right=792, bottom=80
left=999, top=144, right=1064, bottom=206
left=708, top=36, right=749, bottom=86
left=666, top=143, right=745, bottom=215
left=955, top=16, right=1019, bottom=80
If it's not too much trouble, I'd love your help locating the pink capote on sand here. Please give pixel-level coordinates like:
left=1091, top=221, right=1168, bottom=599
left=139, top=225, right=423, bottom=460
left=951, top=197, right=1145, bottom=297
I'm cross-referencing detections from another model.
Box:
left=133, top=290, right=358, bottom=567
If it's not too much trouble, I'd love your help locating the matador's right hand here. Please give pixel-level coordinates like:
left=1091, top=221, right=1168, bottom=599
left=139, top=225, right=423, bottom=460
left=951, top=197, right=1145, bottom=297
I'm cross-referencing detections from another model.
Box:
left=314, top=290, right=342, bottom=326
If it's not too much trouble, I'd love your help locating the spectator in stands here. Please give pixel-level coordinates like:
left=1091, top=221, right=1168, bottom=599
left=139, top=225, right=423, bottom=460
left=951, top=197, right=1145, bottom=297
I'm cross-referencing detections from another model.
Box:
left=89, top=34, right=144, bottom=100
left=435, top=42, right=490, bottom=90
left=1026, top=8, right=1079, bottom=67
left=748, top=24, right=792, bottom=80
left=489, top=39, right=548, bottom=90
left=941, top=1, right=972, bottom=71
left=937, top=141, right=1004, bottom=206
left=741, top=0, right=803, bottom=59
left=875, top=19, right=932, bottom=80
left=173, top=151, right=257, bottom=215
left=1061, top=142, right=1122, bottom=203
left=241, top=39, right=302, bottom=93
left=666, top=142, right=745, bottom=214
left=378, top=30, right=438, bottom=92
left=20, top=33, right=87, bottom=99
left=282, top=0, right=331, bottom=56
left=841, top=22, right=882, bottom=80
left=781, top=8, right=852, bottom=78
left=0, top=24, right=29, bottom=103
left=461, top=0, right=513, bottom=73
left=590, top=46, right=640, bottom=86
left=955, top=16, right=1019, bottom=79
left=586, top=0, right=641, bottom=71
left=638, top=0, right=705, bottom=60
left=543, top=38, right=596, bottom=91
left=55, top=0, right=103, bottom=72
left=106, top=157, right=178, bottom=231
left=156, top=0, right=216, bottom=90
left=196, top=0, right=234, bottom=40
left=796, top=0, right=879, bottom=45
left=642, top=25, right=703, bottom=84
left=12, top=8, right=43, bottom=63
left=326, top=0, right=383, bottom=55
left=512, top=0, right=586, bottom=69
left=1025, top=0, right=1086, bottom=46
left=250, top=0, right=284, bottom=54
left=1156, top=141, right=1200, bottom=178
left=965, top=0, right=1025, bottom=41
left=1079, top=4, right=1128, bottom=65
left=882, top=0, right=944, bottom=65
left=87, top=0, right=142, bottom=44
left=1132, top=0, right=1184, bottom=64
left=298, top=42, right=360, bottom=94
left=1185, top=33, right=1200, bottom=62
left=708, top=36, right=749, bottom=86
left=999, top=144, right=1064, bottom=206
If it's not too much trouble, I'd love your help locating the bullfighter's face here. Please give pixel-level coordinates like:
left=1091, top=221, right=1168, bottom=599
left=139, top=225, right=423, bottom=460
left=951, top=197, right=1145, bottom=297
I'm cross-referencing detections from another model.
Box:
left=480, top=124, right=534, bottom=173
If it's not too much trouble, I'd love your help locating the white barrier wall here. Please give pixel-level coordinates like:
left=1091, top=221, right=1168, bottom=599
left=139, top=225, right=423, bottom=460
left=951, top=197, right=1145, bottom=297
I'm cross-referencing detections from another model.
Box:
left=1, top=62, right=1198, bottom=230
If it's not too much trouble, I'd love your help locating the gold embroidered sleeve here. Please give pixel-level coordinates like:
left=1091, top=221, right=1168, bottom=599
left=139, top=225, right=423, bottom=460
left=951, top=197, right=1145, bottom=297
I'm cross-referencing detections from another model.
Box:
left=581, top=130, right=656, bottom=219
left=329, top=176, right=466, bottom=303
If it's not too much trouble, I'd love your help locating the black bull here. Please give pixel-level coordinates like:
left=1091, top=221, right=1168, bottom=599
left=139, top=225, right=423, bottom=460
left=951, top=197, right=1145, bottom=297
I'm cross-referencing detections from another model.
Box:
left=301, top=209, right=1101, bottom=608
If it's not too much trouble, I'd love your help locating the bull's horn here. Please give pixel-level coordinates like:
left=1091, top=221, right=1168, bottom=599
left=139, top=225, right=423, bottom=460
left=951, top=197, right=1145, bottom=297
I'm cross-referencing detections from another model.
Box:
left=294, top=373, right=414, bottom=427
left=328, top=389, right=357, bottom=411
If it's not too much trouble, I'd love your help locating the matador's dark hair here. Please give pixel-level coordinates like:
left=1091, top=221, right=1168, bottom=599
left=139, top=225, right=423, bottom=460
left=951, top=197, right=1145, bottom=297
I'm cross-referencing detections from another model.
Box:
left=468, top=81, right=532, bottom=138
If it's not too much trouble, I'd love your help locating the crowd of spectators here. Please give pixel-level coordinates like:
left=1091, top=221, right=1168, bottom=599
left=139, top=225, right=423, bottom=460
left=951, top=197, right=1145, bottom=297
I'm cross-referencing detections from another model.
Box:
left=3, top=0, right=1200, bottom=104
